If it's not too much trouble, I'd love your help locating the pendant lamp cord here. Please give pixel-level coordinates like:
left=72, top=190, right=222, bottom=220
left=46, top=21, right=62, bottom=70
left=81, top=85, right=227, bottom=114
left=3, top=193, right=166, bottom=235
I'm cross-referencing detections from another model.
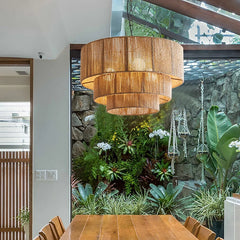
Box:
left=127, top=0, right=134, bottom=36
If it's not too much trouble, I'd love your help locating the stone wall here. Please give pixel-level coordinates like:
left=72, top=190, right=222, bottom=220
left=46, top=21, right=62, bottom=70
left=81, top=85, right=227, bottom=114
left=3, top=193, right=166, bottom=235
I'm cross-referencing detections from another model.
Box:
left=173, top=69, right=240, bottom=182
left=72, top=69, right=240, bottom=182
left=72, top=90, right=97, bottom=158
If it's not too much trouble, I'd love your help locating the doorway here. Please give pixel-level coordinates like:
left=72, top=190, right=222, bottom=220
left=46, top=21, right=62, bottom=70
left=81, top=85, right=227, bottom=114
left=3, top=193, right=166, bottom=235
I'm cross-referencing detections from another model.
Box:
left=0, top=58, right=33, bottom=240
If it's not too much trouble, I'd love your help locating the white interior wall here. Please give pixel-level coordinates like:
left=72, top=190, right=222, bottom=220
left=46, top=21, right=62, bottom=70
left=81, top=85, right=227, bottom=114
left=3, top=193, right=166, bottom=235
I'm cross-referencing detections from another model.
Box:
left=33, top=46, right=70, bottom=236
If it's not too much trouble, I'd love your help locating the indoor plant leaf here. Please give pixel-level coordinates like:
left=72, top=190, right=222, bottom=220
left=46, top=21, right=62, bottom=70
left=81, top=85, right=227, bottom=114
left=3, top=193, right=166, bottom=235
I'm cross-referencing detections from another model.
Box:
left=216, top=124, right=240, bottom=170
left=207, top=106, right=232, bottom=151
left=77, top=183, right=88, bottom=201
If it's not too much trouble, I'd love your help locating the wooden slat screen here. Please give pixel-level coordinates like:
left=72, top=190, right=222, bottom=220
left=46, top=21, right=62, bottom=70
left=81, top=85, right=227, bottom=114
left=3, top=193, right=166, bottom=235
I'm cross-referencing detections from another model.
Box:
left=0, top=151, right=30, bottom=240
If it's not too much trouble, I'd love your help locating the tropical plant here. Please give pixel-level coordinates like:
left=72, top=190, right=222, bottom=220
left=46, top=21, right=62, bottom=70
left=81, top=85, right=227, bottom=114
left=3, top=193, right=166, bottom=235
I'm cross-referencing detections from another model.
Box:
left=188, top=189, right=227, bottom=225
left=72, top=103, right=170, bottom=193
left=118, top=134, right=136, bottom=155
left=16, top=208, right=29, bottom=226
left=204, top=106, right=240, bottom=191
left=100, top=163, right=126, bottom=182
left=100, top=191, right=150, bottom=215
left=72, top=182, right=119, bottom=216
left=148, top=183, right=185, bottom=219
left=152, top=161, right=172, bottom=182
left=130, top=191, right=151, bottom=215
left=227, top=171, right=240, bottom=193
left=72, top=182, right=109, bottom=204
left=101, top=194, right=133, bottom=215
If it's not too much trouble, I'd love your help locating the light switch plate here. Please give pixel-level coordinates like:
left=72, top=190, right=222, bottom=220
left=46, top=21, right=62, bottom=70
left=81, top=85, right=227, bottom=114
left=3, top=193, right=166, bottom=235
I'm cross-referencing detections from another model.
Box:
left=46, top=170, right=58, bottom=181
left=35, top=170, right=46, bottom=181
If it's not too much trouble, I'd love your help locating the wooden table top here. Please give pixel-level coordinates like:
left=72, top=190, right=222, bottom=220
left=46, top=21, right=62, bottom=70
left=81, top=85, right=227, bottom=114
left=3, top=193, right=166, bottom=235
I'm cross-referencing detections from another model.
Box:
left=60, top=215, right=198, bottom=240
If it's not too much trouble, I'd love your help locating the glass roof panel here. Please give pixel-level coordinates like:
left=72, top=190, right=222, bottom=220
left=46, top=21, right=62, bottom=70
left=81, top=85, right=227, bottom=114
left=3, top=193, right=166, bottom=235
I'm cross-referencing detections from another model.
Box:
left=184, top=0, right=240, bottom=21
left=122, top=0, right=240, bottom=44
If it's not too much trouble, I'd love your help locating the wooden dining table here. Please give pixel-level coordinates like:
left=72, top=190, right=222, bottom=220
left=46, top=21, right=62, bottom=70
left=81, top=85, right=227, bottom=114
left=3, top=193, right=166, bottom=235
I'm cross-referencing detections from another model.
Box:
left=60, top=215, right=198, bottom=240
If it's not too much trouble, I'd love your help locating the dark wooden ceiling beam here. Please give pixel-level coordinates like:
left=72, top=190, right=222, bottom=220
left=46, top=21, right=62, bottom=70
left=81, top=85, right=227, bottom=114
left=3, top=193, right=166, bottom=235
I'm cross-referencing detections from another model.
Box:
left=144, top=0, right=240, bottom=35
left=70, top=43, right=240, bottom=59
left=182, top=44, right=240, bottom=50
left=122, top=12, right=197, bottom=43
left=203, top=0, right=240, bottom=16
left=183, top=44, right=240, bottom=59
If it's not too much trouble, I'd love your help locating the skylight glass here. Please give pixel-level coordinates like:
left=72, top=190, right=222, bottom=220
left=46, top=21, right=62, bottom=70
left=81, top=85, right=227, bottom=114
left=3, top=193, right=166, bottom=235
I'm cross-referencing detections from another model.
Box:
left=184, top=0, right=240, bottom=21
left=121, top=0, right=240, bottom=44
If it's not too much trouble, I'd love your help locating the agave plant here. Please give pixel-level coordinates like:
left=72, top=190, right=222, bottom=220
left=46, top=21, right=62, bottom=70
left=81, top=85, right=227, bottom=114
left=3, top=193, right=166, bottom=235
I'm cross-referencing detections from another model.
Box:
left=72, top=182, right=107, bottom=204
left=148, top=183, right=185, bottom=220
left=72, top=182, right=119, bottom=215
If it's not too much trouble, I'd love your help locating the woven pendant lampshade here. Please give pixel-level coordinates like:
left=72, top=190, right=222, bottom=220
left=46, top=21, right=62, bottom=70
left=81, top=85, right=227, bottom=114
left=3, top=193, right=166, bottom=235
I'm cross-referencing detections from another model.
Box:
left=80, top=36, right=184, bottom=115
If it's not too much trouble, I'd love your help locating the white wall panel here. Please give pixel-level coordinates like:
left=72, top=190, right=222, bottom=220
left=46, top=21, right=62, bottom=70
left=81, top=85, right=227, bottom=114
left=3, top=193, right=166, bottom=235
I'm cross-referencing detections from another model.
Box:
left=33, top=46, right=70, bottom=236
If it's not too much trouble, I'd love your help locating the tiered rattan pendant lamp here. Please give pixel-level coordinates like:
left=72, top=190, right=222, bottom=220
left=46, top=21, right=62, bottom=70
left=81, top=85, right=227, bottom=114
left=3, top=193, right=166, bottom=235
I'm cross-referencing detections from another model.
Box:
left=80, top=36, right=184, bottom=115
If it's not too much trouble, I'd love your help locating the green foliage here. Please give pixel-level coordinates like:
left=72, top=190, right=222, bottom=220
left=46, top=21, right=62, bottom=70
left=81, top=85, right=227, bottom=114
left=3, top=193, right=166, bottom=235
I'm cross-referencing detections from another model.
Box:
left=227, top=171, right=240, bottom=193
left=100, top=163, right=126, bottom=182
left=118, top=134, right=136, bottom=155
left=72, top=183, right=191, bottom=217
left=72, top=182, right=119, bottom=216
left=205, top=106, right=240, bottom=191
left=94, top=105, right=124, bottom=144
left=72, top=147, right=103, bottom=186
left=188, top=189, right=227, bottom=225
left=152, top=161, right=172, bottom=182
left=16, top=208, right=29, bottom=226
left=72, top=103, right=171, bottom=193
left=101, top=191, right=150, bottom=215
left=207, top=106, right=232, bottom=151
left=72, top=182, right=108, bottom=203
left=148, top=183, right=185, bottom=220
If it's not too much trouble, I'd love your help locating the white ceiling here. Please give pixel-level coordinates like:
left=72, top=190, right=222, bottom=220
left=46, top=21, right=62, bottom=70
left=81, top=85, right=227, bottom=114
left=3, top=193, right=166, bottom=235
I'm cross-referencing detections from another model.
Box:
left=0, top=66, right=30, bottom=86
left=0, top=0, right=112, bottom=59
left=0, top=66, right=30, bottom=76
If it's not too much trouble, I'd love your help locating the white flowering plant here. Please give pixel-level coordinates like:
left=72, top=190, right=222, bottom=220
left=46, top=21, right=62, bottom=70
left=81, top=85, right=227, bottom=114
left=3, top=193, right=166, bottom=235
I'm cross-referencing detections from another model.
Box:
left=96, top=142, right=111, bottom=155
left=149, top=129, right=170, bottom=160
left=229, top=139, right=240, bottom=152
left=149, top=129, right=170, bottom=139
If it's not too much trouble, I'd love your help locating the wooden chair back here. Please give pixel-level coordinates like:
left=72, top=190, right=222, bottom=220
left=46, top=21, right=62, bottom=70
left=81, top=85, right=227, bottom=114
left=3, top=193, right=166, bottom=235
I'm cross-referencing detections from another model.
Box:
left=216, top=238, right=224, bottom=240
left=33, top=236, right=43, bottom=240
left=39, top=224, right=57, bottom=240
left=184, top=216, right=201, bottom=236
left=49, top=216, right=65, bottom=239
left=196, top=225, right=216, bottom=240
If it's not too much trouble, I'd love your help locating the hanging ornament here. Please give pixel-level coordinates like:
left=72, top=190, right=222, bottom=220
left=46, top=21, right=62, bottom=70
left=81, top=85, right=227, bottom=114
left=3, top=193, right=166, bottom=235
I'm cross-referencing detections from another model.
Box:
left=196, top=78, right=208, bottom=184
left=177, top=108, right=190, bottom=158
left=168, top=110, right=180, bottom=174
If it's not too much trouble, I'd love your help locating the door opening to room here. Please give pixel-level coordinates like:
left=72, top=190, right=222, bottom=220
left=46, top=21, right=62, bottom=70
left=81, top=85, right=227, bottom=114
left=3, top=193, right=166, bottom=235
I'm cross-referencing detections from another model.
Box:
left=0, top=60, right=32, bottom=240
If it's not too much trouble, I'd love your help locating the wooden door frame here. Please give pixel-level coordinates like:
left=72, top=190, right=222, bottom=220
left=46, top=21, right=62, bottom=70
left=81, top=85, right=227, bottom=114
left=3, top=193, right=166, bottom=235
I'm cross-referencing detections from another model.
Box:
left=0, top=57, right=33, bottom=240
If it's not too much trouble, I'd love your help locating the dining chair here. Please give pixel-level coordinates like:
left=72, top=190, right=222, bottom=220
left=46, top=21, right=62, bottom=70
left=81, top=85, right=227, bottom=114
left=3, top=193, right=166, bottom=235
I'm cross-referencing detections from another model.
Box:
left=39, top=224, right=58, bottom=240
left=33, top=236, right=43, bottom=240
left=195, top=225, right=216, bottom=240
left=49, top=216, right=65, bottom=239
left=184, top=216, right=200, bottom=236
